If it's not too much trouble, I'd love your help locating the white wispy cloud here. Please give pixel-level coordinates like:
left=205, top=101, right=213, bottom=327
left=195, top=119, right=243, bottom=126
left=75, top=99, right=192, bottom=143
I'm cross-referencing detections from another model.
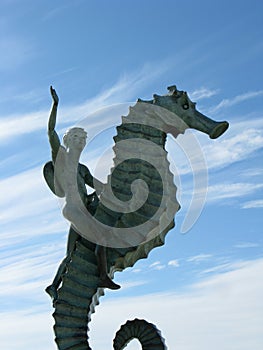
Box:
left=168, top=259, right=180, bottom=267
left=187, top=253, right=213, bottom=263
left=0, top=217, right=67, bottom=247
left=149, top=261, right=165, bottom=270
left=209, top=90, right=263, bottom=113
left=149, top=261, right=161, bottom=268
left=200, top=260, right=249, bottom=275
left=203, top=127, right=263, bottom=171
left=0, top=242, right=65, bottom=304
left=119, top=280, right=149, bottom=290
left=131, top=268, right=142, bottom=273
left=0, top=86, right=47, bottom=107
left=207, top=182, right=263, bottom=203
left=0, top=110, right=47, bottom=143
left=0, top=163, right=70, bottom=249
left=174, top=117, right=263, bottom=210
left=242, top=199, right=263, bottom=209
left=234, top=242, right=260, bottom=248
left=167, top=117, right=263, bottom=178
left=0, top=166, right=58, bottom=224
left=190, top=87, right=219, bottom=101
left=0, top=309, right=56, bottom=350
left=154, top=264, right=166, bottom=270
left=239, top=168, right=263, bottom=178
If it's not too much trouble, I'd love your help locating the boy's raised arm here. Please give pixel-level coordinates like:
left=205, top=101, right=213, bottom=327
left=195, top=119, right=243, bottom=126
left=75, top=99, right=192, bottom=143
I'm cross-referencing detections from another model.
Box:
left=48, top=86, right=61, bottom=164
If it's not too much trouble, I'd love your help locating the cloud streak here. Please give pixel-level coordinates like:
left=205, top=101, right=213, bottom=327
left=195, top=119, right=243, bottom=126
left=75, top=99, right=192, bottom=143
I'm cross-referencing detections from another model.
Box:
left=0, top=166, right=58, bottom=223
left=234, top=242, right=260, bottom=248
left=190, top=87, right=219, bottom=101
left=204, top=127, right=263, bottom=171
left=167, top=117, right=263, bottom=179
left=207, top=182, right=263, bottom=203
left=242, top=199, right=263, bottom=209
left=209, top=90, right=263, bottom=113
left=168, top=259, right=180, bottom=267
left=187, top=254, right=213, bottom=263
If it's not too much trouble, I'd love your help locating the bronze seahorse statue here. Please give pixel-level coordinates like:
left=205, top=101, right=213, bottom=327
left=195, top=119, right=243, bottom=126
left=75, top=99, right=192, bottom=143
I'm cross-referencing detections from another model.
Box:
left=44, top=85, right=229, bottom=349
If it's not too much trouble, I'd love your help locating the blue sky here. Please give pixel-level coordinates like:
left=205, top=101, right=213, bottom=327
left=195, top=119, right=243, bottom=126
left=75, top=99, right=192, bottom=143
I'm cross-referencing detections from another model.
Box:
left=0, top=1, right=263, bottom=349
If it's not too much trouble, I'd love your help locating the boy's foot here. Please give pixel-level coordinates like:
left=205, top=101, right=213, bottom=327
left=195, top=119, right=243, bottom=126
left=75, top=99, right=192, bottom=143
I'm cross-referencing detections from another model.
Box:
left=98, top=276, right=121, bottom=290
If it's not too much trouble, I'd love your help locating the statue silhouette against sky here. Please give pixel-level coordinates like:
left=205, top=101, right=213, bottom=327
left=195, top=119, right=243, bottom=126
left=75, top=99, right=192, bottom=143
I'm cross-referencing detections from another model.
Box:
left=44, top=84, right=229, bottom=349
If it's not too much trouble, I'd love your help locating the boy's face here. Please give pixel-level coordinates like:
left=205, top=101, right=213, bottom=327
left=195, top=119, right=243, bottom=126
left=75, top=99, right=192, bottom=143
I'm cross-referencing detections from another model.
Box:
left=67, top=130, right=87, bottom=151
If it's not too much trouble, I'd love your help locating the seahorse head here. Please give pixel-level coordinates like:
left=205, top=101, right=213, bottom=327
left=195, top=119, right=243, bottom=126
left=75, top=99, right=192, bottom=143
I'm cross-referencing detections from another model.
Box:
left=138, top=85, right=229, bottom=139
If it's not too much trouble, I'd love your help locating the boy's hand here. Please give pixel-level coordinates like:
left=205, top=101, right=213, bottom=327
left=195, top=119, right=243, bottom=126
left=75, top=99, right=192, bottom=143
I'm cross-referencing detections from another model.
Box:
left=50, top=86, right=59, bottom=105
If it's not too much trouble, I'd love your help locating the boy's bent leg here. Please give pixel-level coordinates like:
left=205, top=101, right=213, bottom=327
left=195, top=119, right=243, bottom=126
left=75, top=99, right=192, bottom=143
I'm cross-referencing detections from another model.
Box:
left=95, top=245, right=120, bottom=290
left=46, top=228, right=79, bottom=301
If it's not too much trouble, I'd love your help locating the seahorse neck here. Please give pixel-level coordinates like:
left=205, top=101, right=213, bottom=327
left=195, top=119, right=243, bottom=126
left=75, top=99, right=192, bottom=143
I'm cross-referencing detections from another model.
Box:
left=115, top=102, right=167, bottom=148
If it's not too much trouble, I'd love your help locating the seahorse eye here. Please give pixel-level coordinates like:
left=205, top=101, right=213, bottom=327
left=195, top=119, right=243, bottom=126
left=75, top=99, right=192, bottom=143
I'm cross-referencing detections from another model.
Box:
left=182, top=104, right=189, bottom=110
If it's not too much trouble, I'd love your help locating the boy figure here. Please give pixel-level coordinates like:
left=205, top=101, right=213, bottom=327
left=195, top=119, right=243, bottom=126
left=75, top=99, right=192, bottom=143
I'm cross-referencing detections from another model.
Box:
left=45, top=86, right=120, bottom=302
